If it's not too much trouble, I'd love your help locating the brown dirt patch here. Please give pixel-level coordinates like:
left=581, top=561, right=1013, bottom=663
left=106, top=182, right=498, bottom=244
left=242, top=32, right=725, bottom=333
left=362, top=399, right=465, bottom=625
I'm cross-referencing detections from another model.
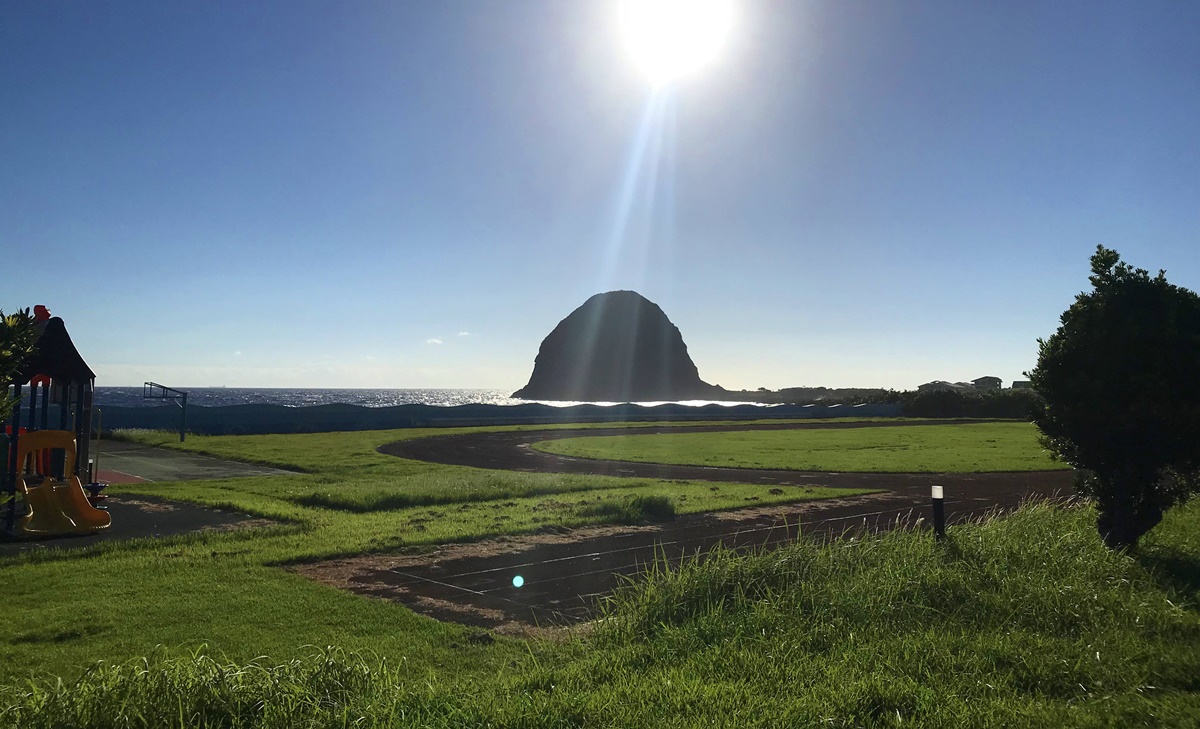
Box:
left=291, top=486, right=1060, bottom=632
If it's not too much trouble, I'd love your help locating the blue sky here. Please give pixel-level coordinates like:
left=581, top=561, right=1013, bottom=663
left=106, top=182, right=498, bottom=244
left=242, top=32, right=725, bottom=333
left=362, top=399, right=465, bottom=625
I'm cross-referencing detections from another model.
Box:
left=3, top=1, right=1198, bottom=391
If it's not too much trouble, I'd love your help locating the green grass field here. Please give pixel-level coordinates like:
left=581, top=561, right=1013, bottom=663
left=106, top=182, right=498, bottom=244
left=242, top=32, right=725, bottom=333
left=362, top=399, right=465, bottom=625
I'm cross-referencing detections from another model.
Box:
left=0, top=425, right=869, bottom=685
left=535, top=421, right=1069, bottom=472
left=2, top=420, right=1197, bottom=727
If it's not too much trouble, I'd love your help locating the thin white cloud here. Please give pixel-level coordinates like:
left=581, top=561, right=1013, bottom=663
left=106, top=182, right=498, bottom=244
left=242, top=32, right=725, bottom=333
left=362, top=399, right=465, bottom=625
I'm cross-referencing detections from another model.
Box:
left=426, top=338, right=443, bottom=345
left=457, top=331, right=471, bottom=337
left=234, top=351, right=243, bottom=357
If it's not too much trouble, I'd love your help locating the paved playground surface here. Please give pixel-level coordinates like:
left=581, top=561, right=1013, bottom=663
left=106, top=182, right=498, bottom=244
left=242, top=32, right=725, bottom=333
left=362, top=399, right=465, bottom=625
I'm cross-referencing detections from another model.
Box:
left=0, top=494, right=276, bottom=556
left=94, top=439, right=293, bottom=483
left=1, top=440, right=288, bottom=555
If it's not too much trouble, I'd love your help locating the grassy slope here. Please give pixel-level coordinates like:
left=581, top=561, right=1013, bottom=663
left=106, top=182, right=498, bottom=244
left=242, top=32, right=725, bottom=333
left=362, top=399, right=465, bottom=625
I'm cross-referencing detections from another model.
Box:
left=7, top=422, right=1195, bottom=726
left=4, top=500, right=1198, bottom=728
left=0, top=426, right=869, bottom=683
left=536, top=421, right=1070, bottom=473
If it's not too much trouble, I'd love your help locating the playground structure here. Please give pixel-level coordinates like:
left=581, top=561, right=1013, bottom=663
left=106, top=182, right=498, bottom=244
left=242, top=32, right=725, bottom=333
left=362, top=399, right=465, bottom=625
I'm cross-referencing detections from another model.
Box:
left=3, top=306, right=109, bottom=538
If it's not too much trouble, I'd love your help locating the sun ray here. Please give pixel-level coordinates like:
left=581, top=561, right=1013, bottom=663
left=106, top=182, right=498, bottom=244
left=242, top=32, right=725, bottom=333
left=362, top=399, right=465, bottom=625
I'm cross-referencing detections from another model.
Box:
left=598, top=91, right=671, bottom=290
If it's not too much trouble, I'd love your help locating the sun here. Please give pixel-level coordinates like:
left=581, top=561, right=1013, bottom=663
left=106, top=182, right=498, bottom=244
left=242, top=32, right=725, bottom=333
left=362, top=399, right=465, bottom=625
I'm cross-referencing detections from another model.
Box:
left=618, top=0, right=734, bottom=87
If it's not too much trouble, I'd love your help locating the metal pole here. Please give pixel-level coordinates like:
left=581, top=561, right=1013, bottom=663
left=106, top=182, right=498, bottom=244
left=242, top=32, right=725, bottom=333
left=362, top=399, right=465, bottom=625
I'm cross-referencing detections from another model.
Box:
left=92, top=406, right=102, bottom=482
left=6, top=384, right=21, bottom=534
left=78, top=383, right=91, bottom=482
left=931, top=484, right=946, bottom=540
left=39, top=381, right=49, bottom=430
left=75, top=384, right=89, bottom=478
left=28, top=382, right=38, bottom=428
left=58, top=384, right=69, bottom=430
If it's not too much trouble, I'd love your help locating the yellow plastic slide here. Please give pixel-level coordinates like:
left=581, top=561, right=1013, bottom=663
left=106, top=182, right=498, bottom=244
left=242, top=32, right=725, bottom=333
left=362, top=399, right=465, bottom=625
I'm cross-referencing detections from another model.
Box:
left=19, top=477, right=79, bottom=535
left=15, top=430, right=111, bottom=536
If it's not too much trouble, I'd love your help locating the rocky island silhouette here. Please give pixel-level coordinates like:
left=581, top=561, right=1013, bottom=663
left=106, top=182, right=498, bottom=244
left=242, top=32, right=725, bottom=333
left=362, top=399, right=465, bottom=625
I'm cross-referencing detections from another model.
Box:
left=513, top=290, right=724, bottom=402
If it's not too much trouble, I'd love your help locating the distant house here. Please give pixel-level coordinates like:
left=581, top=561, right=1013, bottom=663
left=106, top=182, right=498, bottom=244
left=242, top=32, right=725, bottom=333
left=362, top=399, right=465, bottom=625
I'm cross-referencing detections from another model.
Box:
left=972, top=376, right=1003, bottom=391
left=1011, top=380, right=1033, bottom=390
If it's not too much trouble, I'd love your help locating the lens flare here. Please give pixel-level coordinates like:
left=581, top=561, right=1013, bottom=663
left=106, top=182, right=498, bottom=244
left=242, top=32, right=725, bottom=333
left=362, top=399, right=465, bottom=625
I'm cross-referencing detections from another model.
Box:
left=512, top=575, right=525, bottom=588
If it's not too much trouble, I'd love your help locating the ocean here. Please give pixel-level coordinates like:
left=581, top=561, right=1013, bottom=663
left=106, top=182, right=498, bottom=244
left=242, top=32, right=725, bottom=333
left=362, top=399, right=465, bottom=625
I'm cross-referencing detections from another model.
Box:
left=27, top=387, right=902, bottom=436
left=93, top=388, right=523, bottom=409
left=91, top=387, right=772, bottom=409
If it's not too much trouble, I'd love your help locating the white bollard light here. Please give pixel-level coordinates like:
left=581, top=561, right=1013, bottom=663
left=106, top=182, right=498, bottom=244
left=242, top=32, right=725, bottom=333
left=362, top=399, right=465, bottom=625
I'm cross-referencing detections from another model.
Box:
left=931, top=484, right=946, bottom=539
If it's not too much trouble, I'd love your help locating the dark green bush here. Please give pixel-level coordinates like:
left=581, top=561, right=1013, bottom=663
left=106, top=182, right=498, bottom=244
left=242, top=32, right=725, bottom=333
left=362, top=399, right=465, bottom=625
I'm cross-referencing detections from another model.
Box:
left=901, top=388, right=1043, bottom=419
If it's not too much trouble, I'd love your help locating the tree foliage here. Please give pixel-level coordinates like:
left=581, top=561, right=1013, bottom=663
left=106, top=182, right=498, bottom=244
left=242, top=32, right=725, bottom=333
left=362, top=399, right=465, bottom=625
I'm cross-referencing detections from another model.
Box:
left=900, top=388, right=1043, bottom=419
left=1029, top=246, right=1200, bottom=549
left=0, top=308, right=39, bottom=424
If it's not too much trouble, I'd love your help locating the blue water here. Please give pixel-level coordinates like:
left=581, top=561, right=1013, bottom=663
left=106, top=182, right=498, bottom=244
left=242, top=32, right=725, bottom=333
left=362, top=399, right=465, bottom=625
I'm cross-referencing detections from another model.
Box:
left=93, top=387, right=521, bottom=409
left=91, top=387, right=771, bottom=409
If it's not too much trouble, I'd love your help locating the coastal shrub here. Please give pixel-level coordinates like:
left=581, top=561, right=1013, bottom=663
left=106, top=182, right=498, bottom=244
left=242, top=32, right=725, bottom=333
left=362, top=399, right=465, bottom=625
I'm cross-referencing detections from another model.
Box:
left=0, top=307, right=38, bottom=423
left=1030, top=245, right=1200, bottom=549
left=901, top=388, right=1043, bottom=419
left=107, top=428, right=181, bottom=445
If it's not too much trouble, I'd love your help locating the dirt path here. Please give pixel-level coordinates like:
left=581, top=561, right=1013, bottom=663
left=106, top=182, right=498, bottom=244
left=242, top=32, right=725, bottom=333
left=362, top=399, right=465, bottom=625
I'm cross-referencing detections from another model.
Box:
left=295, top=421, right=1076, bottom=632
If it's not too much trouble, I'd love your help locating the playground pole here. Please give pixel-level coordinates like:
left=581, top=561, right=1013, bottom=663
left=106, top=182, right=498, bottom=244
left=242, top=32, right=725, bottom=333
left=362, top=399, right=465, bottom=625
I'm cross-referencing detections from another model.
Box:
left=5, top=384, right=21, bottom=534
left=39, top=381, right=49, bottom=430
left=75, top=384, right=88, bottom=478
left=92, top=407, right=102, bottom=480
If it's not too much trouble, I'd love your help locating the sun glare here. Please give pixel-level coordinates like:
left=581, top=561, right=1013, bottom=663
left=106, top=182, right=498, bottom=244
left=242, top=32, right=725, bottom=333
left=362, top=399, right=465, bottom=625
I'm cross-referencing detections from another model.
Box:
left=618, top=0, right=733, bottom=86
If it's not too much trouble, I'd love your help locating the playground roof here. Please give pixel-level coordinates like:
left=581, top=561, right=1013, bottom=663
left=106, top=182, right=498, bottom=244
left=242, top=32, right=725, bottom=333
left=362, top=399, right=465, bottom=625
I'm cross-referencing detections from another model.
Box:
left=16, top=317, right=96, bottom=383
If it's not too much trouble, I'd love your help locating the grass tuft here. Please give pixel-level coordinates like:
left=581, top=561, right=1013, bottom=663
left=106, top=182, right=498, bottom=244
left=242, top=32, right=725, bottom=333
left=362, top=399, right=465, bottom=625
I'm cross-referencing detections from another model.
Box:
left=578, top=494, right=677, bottom=524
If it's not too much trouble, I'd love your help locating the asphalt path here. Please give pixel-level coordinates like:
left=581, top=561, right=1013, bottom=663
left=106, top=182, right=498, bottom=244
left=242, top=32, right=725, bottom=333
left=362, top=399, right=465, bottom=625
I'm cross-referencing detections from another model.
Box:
left=368, top=421, right=1076, bottom=628
left=95, top=439, right=293, bottom=483
left=0, top=494, right=271, bottom=556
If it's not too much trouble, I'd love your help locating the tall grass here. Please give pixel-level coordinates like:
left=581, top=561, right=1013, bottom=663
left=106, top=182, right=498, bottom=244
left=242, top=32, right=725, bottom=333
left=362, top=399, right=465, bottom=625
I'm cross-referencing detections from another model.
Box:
left=0, top=646, right=483, bottom=729
left=574, top=500, right=1200, bottom=725
left=5, top=501, right=1198, bottom=728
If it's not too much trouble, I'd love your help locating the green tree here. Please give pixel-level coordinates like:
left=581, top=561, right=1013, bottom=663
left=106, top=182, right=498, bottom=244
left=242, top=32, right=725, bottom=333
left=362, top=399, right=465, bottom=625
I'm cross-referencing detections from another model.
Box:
left=0, top=308, right=39, bottom=424
left=1029, top=246, right=1200, bottom=549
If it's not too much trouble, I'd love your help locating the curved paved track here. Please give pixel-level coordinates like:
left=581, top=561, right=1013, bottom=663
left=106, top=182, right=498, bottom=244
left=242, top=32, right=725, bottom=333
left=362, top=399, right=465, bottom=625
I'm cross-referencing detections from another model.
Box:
left=380, top=420, right=1071, bottom=501
left=360, top=422, right=1075, bottom=629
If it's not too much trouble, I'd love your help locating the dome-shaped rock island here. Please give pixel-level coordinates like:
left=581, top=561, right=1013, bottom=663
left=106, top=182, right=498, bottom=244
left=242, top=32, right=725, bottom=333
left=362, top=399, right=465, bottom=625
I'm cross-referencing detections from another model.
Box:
left=513, top=291, right=723, bottom=402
